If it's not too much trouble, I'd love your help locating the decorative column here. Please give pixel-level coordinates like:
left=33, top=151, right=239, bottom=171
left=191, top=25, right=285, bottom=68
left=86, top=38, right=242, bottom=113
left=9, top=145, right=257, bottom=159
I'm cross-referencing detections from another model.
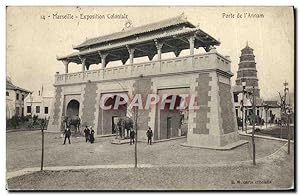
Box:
left=98, top=52, right=108, bottom=68
left=127, top=46, right=135, bottom=64
left=62, top=60, right=69, bottom=74
left=188, top=36, right=195, bottom=55
left=155, top=40, right=163, bottom=60
left=79, top=56, right=86, bottom=72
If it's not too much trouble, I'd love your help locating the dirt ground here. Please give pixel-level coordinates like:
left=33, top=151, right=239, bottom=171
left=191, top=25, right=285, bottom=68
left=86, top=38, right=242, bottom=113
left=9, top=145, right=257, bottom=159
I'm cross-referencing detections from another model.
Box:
left=6, top=130, right=294, bottom=190
left=7, top=146, right=294, bottom=190
left=7, top=131, right=286, bottom=172
left=255, top=125, right=294, bottom=140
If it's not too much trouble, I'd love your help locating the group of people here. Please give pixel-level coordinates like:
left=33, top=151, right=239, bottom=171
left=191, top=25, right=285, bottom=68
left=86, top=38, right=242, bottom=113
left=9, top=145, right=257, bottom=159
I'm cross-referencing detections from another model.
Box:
left=63, top=125, right=153, bottom=145
left=129, top=127, right=153, bottom=145
left=83, top=126, right=95, bottom=144
left=63, top=126, right=95, bottom=145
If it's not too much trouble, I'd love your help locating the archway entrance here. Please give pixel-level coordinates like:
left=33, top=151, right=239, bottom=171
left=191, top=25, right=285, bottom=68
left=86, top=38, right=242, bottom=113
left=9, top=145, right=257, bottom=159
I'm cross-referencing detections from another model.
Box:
left=66, top=100, right=80, bottom=117
left=66, top=99, right=80, bottom=133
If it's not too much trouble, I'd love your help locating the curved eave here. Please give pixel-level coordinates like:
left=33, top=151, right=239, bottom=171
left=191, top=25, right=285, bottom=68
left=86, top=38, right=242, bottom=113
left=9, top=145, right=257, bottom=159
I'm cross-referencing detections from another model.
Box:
left=57, top=28, right=220, bottom=63
left=73, top=15, right=195, bottom=50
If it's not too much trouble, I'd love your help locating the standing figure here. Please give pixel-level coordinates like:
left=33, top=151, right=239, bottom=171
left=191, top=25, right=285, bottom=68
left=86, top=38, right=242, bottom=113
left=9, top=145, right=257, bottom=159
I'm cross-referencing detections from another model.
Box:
left=146, top=127, right=153, bottom=145
left=90, top=127, right=95, bottom=144
left=84, top=126, right=90, bottom=143
left=129, top=129, right=135, bottom=145
left=63, top=127, right=71, bottom=145
left=114, top=123, right=119, bottom=139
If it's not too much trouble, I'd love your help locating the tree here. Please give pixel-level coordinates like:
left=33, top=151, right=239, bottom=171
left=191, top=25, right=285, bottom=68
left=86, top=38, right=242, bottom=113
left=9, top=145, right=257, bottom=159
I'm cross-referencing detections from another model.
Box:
left=40, top=118, right=47, bottom=171
left=112, top=74, right=151, bottom=168
left=10, top=115, right=19, bottom=129
left=278, top=81, right=292, bottom=154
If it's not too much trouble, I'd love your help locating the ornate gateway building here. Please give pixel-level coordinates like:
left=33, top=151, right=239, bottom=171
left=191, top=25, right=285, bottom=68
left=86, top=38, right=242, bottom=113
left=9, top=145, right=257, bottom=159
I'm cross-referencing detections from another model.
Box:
left=48, top=15, right=245, bottom=149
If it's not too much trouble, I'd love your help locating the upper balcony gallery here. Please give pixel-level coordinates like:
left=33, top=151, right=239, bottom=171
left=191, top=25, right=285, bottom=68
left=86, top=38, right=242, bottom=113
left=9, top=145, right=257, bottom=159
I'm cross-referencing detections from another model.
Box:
left=55, top=14, right=231, bottom=85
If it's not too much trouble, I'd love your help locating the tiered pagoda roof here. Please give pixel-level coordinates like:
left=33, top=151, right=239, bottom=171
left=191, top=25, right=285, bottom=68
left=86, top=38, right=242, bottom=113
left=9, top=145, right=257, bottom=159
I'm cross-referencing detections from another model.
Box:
left=235, top=43, right=260, bottom=97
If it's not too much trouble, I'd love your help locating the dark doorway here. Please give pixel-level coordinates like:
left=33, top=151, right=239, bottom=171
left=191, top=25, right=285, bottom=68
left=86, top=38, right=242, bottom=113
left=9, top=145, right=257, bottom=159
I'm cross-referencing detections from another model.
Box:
left=66, top=99, right=80, bottom=132
left=159, top=95, right=185, bottom=140
left=98, top=93, right=128, bottom=135
left=66, top=99, right=80, bottom=117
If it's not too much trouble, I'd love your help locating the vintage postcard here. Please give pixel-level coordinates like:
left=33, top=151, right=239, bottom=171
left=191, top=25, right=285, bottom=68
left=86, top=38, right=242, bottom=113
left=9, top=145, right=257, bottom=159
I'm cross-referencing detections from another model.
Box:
left=6, top=6, right=294, bottom=191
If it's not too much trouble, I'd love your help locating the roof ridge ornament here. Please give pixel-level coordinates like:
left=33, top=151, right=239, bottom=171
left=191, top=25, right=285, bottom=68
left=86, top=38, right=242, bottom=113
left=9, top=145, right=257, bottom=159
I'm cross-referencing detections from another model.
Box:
left=180, top=12, right=187, bottom=20
left=122, top=19, right=133, bottom=31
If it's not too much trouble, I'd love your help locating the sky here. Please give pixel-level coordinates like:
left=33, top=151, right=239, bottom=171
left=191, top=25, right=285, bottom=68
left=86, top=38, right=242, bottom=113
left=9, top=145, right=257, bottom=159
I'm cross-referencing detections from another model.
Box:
left=6, top=6, right=294, bottom=100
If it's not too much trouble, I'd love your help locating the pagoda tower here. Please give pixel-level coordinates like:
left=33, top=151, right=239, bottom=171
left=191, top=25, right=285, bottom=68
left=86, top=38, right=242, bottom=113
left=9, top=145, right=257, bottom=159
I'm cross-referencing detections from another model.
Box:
left=235, top=43, right=260, bottom=97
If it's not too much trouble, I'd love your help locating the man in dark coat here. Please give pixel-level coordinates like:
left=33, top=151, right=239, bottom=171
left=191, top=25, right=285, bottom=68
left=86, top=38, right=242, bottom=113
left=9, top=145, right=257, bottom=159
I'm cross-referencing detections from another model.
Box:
left=90, top=127, right=95, bottom=144
left=146, top=127, right=153, bottom=145
left=129, top=129, right=135, bottom=145
left=63, top=127, right=71, bottom=145
left=84, top=126, right=90, bottom=143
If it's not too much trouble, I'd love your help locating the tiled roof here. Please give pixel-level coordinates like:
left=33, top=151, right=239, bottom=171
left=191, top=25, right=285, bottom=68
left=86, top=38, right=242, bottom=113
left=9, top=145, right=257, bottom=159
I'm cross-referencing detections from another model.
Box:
left=58, top=27, right=218, bottom=60
left=74, top=14, right=194, bottom=49
left=6, top=78, right=31, bottom=93
left=6, top=79, right=15, bottom=90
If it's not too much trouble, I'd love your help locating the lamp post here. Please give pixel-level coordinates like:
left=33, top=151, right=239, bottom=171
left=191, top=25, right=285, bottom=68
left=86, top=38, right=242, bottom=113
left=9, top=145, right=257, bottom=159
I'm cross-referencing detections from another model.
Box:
left=278, top=91, right=285, bottom=139
left=283, top=81, right=291, bottom=155
left=287, top=108, right=291, bottom=154
left=278, top=81, right=291, bottom=154
left=251, top=87, right=256, bottom=165
left=245, top=86, right=256, bottom=165
left=241, top=81, right=246, bottom=132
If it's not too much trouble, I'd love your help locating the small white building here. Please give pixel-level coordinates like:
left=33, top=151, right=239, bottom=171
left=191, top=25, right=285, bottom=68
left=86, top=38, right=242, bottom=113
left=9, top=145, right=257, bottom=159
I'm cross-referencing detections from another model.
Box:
left=6, top=77, right=31, bottom=119
left=233, top=85, right=281, bottom=125
left=233, top=86, right=264, bottom=120
left=24, top=90, right=53, bottom=119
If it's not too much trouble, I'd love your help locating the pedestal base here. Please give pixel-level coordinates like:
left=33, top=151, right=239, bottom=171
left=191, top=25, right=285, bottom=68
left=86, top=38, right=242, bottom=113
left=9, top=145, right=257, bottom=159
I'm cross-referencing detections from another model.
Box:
left=185, top=132, right=247, bottom=150
left=181, top=139, right=248, bottom=150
